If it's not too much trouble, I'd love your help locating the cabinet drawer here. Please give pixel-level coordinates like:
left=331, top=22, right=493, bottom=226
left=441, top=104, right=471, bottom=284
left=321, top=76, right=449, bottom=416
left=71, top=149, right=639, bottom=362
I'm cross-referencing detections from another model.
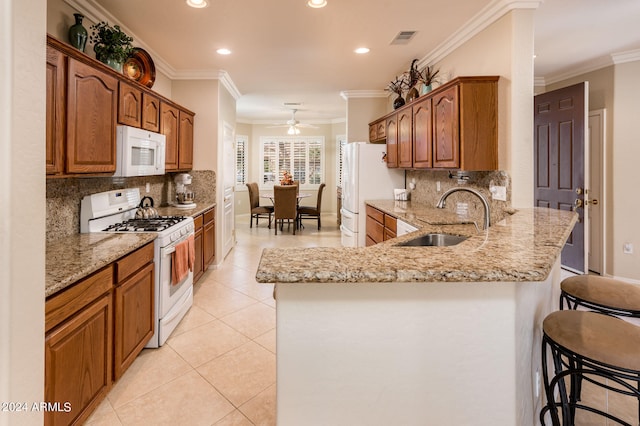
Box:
left=45, top=266, right=113, bottom=333
left=203, top=208, right=215, bottom=224
left=384, top=215, right=397, bottom=233
left=366, top=218, right=384, bottom=244
left=366, top=206, right=384, bottom=224
left=193, top=213, right=203, bottom=229
left=116, top=242, right=154, bottom=283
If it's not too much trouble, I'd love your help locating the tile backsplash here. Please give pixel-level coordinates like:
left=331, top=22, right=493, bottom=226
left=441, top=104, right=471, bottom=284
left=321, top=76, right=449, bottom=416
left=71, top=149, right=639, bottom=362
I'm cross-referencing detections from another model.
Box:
left=46, top=170, right=216, bottom=243
left=406, top=169, right=514, bottom=227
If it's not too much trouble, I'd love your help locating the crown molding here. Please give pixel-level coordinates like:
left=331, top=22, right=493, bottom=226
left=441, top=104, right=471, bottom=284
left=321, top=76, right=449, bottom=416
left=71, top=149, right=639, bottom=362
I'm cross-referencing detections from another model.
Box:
left=340, top=90, right=388, bottom=100
left=64, top=0, right=242, bottom=97
left=533, top=77, right=546, bottom=88
left=611, top=49, right=640, bottom=65
left=417, top=0, right=542, bottom=69
left=540, top=55, right=614, bottom=86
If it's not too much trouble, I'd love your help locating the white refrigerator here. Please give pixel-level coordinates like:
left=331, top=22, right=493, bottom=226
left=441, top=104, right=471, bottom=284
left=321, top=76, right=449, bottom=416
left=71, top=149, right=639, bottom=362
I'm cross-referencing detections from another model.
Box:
left=340, top=142, right=405, bottom=247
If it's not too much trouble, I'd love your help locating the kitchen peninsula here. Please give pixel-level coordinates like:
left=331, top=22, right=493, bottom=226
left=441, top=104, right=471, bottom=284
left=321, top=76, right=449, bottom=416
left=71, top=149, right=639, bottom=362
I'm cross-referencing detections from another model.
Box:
left=256, top=203, right=577, bottom=426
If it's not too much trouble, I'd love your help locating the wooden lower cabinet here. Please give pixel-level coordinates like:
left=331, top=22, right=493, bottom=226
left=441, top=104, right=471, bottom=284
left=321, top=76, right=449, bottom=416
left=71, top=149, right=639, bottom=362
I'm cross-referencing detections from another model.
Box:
left=45, top=270, right=113, bottom=426
left=365, top=205, right=396, bottom=246
left=44, top=242, right=154, bottom=426
left=193, top=207, right=215, bottom=284
left=113, top=244, right=154, bottom=380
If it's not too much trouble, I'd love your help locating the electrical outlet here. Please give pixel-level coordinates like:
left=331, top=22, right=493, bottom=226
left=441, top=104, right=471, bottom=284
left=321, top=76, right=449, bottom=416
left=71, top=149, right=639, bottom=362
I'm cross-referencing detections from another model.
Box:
left=436, top=181, right=441, bottom=192
left=145, top=182, right=150, bottom=193
left=623, top=242, right=634, bottom=254
left=490, top=185, right=507, bottom=201
left=456, top=202, right=468, bottom=217
left=535, top=369, right=541, bottom=398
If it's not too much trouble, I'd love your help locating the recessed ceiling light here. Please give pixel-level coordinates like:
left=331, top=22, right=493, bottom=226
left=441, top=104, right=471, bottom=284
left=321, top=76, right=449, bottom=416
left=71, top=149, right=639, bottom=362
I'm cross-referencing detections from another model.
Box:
left=355, top=47, right=370, bottom=54
left=307, top=0, right=327, bottom=8
left=217, top=48, right=231, bottom=55
left=186, top=0, right=208, bottom=8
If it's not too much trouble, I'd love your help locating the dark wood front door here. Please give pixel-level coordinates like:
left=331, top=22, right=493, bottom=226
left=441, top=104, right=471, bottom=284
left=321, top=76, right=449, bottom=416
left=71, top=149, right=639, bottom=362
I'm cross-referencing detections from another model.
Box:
left=534, top=82, right=588, bottom=273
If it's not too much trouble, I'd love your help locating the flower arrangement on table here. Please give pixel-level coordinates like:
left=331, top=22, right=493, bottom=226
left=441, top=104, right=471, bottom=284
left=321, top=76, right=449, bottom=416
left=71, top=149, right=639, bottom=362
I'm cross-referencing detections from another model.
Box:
left=280, top=170, right=294, bottom=185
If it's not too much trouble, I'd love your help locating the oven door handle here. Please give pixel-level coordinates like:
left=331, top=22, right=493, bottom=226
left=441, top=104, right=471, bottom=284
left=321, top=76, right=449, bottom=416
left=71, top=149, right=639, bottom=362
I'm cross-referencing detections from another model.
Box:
left=161, top=232, right=194, bottom=257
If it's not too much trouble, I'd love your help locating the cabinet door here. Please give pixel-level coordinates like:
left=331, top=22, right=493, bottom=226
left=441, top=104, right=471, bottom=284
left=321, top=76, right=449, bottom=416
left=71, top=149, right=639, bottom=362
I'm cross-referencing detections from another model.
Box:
left=385, top=115, right=398, bottom=168
left=413, top=97, right=433, bottom=168
left=397, top=109, right=413, bottom=168
left=142, top=93, right=160, bottom=132
left=46, top=46, right=65, bottom=175
left=160, top=102, right=179, bottom=171
left=114, top=262, right=154, bottom=380
left=369, top=124, right=377, bottom=142
left=432, top=85, right=460, bottom=168
left=178, top=110, right=194, bottom=170
left=66, top=58, right=118, bottom=174
left=202, top=209, right=216, bottom=269
left=45, top=294, right=112, bottom=426
left=118, top=81, right=142, bottom=127
left=376, top=121, right=386, bottom=141
left=193, top=225, right=204, bottom=283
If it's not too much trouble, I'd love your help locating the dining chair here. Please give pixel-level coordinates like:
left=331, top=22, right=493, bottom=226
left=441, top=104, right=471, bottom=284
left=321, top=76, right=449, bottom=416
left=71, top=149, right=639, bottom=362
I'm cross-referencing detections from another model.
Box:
left=246, top=182, right=274, bottom=228
left=292, top=180, right=300, bottom=195
left=273, top=185, right=298, bottom=235
left=298, top=183, right=325, bottom=230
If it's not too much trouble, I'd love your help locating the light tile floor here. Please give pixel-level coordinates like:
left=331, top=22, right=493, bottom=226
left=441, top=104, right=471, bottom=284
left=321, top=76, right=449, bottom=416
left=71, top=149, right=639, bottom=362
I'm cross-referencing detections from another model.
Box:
left=86, top=213, right=342, bottom=426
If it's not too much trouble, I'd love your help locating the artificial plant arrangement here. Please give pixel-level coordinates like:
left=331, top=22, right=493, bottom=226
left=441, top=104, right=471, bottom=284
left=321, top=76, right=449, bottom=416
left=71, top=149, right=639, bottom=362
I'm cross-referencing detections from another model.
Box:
left=419, top=65, right=440, bottom=92
left=386, top=75, right=408, bottom=109
left=404, top=59, right=421, bottom=102
left=89, top=21, right=134, bottom=69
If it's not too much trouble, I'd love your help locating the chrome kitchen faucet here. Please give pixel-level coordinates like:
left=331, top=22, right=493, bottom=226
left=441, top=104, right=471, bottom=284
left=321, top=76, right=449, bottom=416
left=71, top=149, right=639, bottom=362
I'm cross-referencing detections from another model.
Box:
left=436, top=187, right=491, bottom=231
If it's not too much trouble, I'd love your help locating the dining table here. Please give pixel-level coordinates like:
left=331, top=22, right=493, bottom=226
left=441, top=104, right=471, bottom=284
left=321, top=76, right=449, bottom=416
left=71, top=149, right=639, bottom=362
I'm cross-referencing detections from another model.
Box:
left=261, top=192, right=312, bottom=229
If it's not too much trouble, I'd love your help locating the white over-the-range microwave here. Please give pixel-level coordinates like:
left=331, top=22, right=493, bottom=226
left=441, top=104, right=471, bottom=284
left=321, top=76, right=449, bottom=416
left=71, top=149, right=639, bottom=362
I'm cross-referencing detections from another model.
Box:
left=114, top=125, right=166, bottom=177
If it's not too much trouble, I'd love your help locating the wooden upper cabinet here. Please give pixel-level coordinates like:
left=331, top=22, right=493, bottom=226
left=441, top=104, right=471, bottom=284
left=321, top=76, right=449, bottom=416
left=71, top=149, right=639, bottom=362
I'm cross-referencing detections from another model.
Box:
left=433, top=85, right=460, bottom=168
left=66, top=58, right=118, bottom=174
left=118, top=81, right=142, bottom=127
left=412, top=97, right=433, bottom=168
left=178, top=110, right=194, bottom=170
left=141, top=93, right=160, bottom=132
left=46, top=46, right=65, bottom=175
left=160, top=102, right=179, bottom=171
left=397, top=109, right=412, bottom=168
left=385, top=114, right=398, bottom=168
left=368, top=119, right=387, bottom=143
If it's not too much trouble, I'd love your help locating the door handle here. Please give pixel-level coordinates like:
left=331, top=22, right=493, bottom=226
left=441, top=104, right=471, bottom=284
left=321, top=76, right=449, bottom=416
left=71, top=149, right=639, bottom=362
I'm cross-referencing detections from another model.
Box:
left=573, top=198, right=584, bottom=211
left=586, top=199, right=599, bottom=206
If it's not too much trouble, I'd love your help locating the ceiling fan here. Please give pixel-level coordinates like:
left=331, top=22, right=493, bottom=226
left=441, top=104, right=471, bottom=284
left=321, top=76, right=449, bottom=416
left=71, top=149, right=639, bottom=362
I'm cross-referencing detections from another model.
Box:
left=268, top=109, right=318, bottom=135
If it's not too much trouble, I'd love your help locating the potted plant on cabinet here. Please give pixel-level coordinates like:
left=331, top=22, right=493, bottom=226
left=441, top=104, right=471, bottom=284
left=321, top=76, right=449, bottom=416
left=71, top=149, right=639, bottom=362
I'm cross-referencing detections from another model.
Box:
left=419, top=65, right=440, bottom=94
left=386, top=75, right=407, bottom=109
left=404, top=59, right=421, bottom=103
left=89, top=21, right=134, bottom=72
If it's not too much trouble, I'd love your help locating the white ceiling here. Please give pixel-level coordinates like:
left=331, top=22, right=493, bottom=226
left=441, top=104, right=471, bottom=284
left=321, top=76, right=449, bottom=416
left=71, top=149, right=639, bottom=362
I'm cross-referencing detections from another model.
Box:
left=86, top=0, right=640, bottom=124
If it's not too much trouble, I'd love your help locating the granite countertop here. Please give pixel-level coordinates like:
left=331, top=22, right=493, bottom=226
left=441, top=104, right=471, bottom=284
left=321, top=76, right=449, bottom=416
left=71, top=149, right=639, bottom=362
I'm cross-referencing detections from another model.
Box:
left=45, top=201, right=216, bottom=298
left=46, top=233, right=157, bottom=298
left=256, top=202, right=578, bottom=284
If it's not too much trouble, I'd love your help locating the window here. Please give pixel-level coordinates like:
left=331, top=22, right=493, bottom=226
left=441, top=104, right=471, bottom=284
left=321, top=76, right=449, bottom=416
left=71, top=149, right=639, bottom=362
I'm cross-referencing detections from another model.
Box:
left=260, top=136, right=325, bottom=189
left=235, top=135, right=248, bottom=190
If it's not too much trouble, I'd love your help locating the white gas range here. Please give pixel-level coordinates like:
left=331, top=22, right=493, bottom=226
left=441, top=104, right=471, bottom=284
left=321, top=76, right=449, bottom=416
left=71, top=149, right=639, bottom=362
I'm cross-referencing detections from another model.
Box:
left=81, top=188, right=194, bottom=348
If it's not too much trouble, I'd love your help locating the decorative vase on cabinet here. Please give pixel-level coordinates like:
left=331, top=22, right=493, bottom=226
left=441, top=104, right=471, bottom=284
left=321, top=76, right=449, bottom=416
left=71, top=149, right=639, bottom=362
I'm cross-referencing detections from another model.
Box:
left=393, top=95, right=405, bottom=110
left=68, top=13, right=88, bottom=52
left=406, top=86, right=419, bottom=103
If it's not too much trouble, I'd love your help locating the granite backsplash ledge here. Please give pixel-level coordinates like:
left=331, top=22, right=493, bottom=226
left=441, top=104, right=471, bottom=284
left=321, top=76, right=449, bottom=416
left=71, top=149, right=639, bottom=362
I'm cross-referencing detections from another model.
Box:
left=46, top=170, right=216, bottom=243
left=406, top=169, right=513, bottom=226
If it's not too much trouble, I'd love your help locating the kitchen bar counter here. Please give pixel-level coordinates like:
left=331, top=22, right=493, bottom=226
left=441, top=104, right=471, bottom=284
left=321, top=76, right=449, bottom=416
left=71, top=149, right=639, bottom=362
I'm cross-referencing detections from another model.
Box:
left=264, top=203, right=578, bottom=425
left=256, top=204, right=577, bottom=284
left=45, top=201, right=216, bottom=298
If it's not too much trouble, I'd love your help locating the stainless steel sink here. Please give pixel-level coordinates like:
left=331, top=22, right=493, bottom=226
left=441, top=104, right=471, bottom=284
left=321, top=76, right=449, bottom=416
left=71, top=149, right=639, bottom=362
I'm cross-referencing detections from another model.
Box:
left=398, top=233, right=468, bottom=247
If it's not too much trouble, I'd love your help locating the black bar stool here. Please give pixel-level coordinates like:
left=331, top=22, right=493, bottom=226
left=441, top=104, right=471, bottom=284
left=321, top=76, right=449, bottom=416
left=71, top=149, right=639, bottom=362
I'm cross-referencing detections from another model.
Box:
left=560, top=275, right=640, bottom=318
left=540, top=310, right=640, bottom=425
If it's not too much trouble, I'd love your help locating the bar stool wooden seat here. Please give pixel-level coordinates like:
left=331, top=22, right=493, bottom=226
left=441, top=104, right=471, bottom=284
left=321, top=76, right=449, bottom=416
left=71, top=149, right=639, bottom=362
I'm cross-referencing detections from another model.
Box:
left=561, top=275, right=640, bottom=318
left=540, top=310, right=640, bottom=425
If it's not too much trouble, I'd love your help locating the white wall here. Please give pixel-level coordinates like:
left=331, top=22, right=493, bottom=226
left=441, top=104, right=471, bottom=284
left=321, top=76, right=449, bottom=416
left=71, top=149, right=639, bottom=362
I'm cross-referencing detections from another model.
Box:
left=345, top=96, right=386, bottom=142
left=432, top=9, right=535, bottom=208
left=1, top=0, right=46, bottom=424
left=612, top=60, right=640, bottom=281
